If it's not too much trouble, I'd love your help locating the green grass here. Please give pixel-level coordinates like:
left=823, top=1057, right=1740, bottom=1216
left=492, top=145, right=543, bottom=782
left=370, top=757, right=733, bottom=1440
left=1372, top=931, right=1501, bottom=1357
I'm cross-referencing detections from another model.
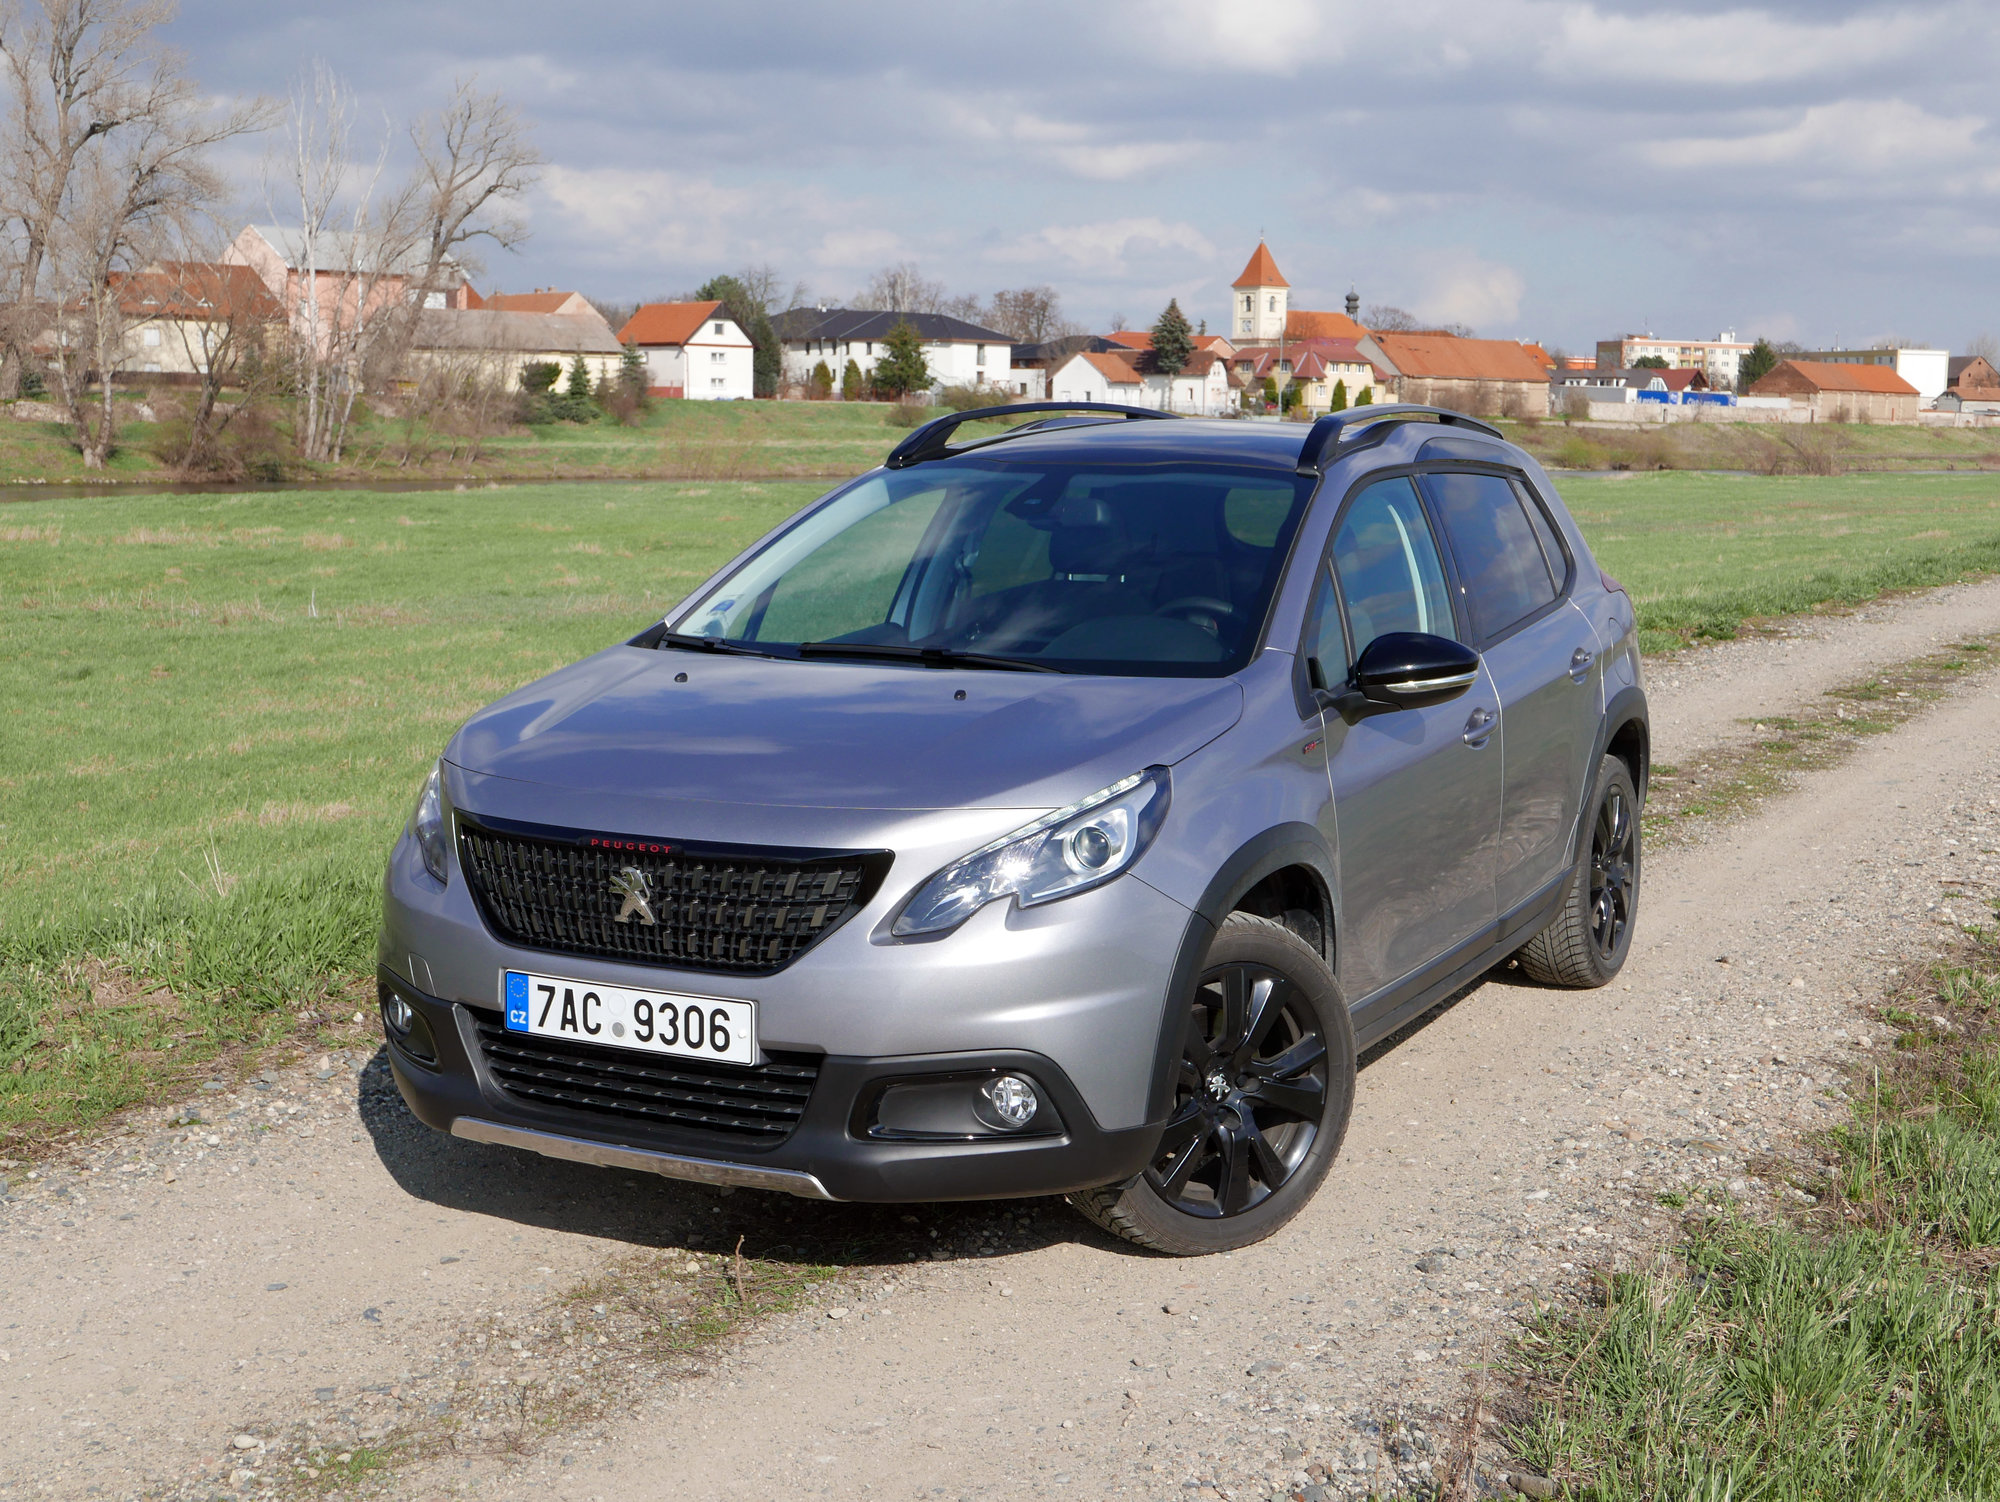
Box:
left=1, top=395, right=905, bottom=485
left=1556, top=472, right=2000, bottom=651
left=0, top=479, right=817, bottom=1142
left=1512, top=946, right=2000, bottom=1500
left=6, top=470, right=2000, bottom=1146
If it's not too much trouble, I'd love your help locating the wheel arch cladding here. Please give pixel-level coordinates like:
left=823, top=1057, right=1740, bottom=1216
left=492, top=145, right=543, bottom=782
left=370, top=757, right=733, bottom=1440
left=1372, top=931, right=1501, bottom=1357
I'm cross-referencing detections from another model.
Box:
left=1603, top=688, right=1650, bottom=803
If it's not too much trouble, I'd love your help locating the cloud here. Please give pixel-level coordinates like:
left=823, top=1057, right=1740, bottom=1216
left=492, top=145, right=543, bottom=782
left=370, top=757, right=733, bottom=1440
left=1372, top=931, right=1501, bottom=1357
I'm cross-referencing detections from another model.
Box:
left=998, top=218, right=1220, bottom=274
left=1539, top=5, right=1939, bottom=87
left=1413, top=251, right=1527, bottom=330
left=1641, top=99, right=1994, bottom=183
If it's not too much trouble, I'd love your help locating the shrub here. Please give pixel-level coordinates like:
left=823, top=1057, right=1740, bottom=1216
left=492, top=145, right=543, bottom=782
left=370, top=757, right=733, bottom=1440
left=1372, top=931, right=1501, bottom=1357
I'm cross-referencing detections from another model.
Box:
left=886, top=398, right=933, bottom=429
left=809, top=360, right=833, bottom=401
left=841, top=359, right=863, bottom=402
left=1329, top=379, right=1347, bottom=413
left=519, top=360, right=561, bottom=395
left=938, top=384, right=1013, bottom=412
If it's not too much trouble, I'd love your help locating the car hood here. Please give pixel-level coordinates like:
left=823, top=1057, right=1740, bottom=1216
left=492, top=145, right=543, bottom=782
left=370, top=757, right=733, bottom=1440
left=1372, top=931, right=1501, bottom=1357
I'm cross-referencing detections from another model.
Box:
left=445, top=645, right=1245, bottom=811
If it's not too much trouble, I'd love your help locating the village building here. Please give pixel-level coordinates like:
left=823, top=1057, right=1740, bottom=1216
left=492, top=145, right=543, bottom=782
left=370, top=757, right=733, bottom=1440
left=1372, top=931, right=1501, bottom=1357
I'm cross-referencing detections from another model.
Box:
left=1792, top=345, right=1950, bottom=408
left=1364, top=332, right=1553, bottom=416
left=480, top=290, right=599, bottom=319
left=1938, top=356, right=2000, bottom=414
left=404, top=308, right=623, bottom=392
left=224, top=224, right=475, bottom=350
left=1748, top=360, right=1920, bottom=422
left=1045, top=347, right=1233, bottom=414
left=1231, top=339, right=1388, bottom=413
left=617, top=301, right=754, bottom=400
left=1594, top=330, right=1753, bottom=389
left=109, top=262, right=281, bottom=376
left=772, top=308, right=1017, bottom=395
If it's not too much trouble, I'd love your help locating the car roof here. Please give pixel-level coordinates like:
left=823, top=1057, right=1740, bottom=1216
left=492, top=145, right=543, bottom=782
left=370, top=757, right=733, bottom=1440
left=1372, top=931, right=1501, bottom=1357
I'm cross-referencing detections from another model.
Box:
left=911, top=414, right=1524, bottom=477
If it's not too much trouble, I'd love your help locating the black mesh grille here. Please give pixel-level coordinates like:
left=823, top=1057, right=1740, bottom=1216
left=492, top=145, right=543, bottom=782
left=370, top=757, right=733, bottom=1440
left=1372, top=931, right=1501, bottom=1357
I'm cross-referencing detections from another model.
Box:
left=457, top=819, right=881, bottom=976
left=474, top=1017, right=817, bottom=1141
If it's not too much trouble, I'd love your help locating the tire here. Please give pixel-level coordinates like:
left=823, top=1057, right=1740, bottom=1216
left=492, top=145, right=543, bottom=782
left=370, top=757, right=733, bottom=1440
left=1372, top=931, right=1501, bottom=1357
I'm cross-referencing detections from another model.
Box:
left=1516, top=753, right=1641, bottom=988
left=1069, top=912, right=1356, bottom=1256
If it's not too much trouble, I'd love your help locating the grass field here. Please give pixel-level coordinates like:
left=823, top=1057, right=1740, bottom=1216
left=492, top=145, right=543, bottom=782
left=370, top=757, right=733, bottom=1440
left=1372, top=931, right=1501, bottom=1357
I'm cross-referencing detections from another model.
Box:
left=0, top=396, right=904, bottom=486
left=5, top=470, right=2000, bottom=1146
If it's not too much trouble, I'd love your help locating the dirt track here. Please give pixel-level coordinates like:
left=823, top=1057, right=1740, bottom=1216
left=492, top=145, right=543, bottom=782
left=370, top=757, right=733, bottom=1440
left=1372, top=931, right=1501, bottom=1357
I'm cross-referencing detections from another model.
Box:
left=5, top=582, right=2000, bottom=1502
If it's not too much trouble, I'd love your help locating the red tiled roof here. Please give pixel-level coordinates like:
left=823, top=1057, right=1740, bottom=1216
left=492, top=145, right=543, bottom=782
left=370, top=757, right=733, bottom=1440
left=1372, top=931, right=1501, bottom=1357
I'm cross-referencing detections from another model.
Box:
left=1231, top=242, right=1289, bottom=289
left=1285, top=308, right=1365, bottom=341
left=111, top=262, right=281, bottom=320
left=1518, top=342, right=1555, bottom=369
left=1371, top=333, right=1550, bottom=383
left=484, top=291, right=586, bottom=315
left=1078, top=349, right=1144, bottom=385
left=1105, top=330, right=1152, bottom=349
left=618, top=300, right=727, bottom=346
left=1752, top=360, right=1918, bottom=396
left=1194, top=334, right=1235, bottom=356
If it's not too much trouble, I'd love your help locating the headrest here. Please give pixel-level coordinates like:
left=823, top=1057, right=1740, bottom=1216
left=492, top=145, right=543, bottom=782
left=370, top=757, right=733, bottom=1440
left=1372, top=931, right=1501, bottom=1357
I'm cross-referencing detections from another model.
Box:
left=1050, top=497, right=1126, bottom=578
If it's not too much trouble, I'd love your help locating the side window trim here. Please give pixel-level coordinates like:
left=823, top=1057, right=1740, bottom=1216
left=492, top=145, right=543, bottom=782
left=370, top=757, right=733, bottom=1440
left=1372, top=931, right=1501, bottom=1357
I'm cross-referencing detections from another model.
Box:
left=1510, top=474, right=1574, bottom=595
left=1411, top=463, right=1568, bottom=651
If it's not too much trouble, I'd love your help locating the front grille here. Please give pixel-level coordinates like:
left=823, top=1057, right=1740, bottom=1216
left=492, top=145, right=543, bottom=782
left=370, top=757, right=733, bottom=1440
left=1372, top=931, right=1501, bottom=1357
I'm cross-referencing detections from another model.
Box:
left=457, top=817, right=883, bottom=976
left=474, top=1017, right=818, bottom=1141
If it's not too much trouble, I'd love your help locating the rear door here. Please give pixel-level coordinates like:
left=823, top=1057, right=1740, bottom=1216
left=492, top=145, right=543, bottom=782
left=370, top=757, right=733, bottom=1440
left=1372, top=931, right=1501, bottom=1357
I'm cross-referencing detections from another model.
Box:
left=1316, top=477, right=1502, bottom=1003
left=1421, top=469, right=1600, bottom=919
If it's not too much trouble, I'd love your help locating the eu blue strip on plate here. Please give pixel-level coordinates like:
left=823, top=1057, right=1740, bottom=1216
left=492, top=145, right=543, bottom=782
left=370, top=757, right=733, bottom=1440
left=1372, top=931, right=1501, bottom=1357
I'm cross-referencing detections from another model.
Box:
left=505, top=971, right=530, bottom=1031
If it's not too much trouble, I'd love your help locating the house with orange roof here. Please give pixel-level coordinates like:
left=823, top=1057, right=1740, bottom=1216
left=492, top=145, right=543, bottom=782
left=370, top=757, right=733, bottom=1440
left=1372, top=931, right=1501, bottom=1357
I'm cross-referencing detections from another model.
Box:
left=1362, top=332, right=1553, bottom=417
left=1231, top=338, right=1389, bottom=413
left=1105, top=330, right=1153, bottom=350
left=109, top=261, right=282, bottom=376
left=1749, top=360, right=1920, bottom=422
left=1045, top=347, right=1233, bottom=414
left=618, top=301, right=753, bottom=400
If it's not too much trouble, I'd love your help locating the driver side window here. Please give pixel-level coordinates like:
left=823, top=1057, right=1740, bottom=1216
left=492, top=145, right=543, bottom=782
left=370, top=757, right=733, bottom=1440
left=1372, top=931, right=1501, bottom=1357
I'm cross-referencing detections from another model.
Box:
left=1329, top=477, right=1456, bottom=651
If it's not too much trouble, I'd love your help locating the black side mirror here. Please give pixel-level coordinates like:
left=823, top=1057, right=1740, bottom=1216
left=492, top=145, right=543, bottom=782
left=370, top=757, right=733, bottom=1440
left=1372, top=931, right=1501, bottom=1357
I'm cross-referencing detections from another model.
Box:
left=1326, top=631, right=1480, bottom=714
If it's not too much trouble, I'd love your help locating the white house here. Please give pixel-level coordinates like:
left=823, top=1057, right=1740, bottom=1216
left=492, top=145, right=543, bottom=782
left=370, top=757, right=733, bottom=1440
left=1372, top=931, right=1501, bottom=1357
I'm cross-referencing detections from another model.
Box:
left=773, top=308, right=1017, bottom=394
left=617, top=301, right=754, bottom=400
left=1046, top=348, right=1233, bottom=414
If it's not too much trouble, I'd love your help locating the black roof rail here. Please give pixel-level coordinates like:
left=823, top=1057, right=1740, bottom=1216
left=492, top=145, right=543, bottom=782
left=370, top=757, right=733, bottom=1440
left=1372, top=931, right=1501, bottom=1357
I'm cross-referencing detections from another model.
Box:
left=884, top=401, right=1178, bottom=470
left=1294, top=404, right=1505, bottom=475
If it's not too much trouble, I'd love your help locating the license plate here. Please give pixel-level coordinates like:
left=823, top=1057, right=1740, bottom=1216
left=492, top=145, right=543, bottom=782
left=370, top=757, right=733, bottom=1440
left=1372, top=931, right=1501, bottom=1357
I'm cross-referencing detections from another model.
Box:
left=502, top=970, right=757, bottom=1066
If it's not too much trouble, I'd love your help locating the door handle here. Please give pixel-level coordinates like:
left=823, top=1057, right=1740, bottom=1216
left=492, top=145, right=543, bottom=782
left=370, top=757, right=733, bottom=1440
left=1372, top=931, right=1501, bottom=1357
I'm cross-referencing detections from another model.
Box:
left=1569, top=647, right=1595, bottom=683
left=1462, top=706, right=1496, bottom=747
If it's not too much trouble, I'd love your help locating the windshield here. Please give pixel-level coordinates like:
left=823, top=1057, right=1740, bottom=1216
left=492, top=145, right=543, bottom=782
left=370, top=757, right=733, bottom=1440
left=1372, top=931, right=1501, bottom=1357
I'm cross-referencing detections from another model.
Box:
left=672, top=460, right=1314, bottom=676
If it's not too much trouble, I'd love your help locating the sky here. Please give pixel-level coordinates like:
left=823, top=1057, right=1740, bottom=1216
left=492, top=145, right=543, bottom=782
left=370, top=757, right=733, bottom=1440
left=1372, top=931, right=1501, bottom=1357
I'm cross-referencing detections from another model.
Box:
left=165, top=0, right=2000, bottom=354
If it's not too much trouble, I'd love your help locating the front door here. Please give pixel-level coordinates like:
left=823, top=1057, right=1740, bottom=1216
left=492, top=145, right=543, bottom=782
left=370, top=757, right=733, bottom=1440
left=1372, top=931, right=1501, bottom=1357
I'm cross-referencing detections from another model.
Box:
left=1316, top=477, right=1502, bottom=1004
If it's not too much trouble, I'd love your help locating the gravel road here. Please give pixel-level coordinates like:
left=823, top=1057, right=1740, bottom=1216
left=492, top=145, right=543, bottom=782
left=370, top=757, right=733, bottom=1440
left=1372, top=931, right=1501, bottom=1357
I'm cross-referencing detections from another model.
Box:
left=5, top=582, right=1999, bottom=1502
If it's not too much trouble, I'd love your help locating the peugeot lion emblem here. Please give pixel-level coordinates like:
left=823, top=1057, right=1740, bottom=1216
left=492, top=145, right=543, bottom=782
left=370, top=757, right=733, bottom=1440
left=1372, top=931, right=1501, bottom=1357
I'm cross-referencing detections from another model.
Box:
left=610, top=866, right=656, bottom=926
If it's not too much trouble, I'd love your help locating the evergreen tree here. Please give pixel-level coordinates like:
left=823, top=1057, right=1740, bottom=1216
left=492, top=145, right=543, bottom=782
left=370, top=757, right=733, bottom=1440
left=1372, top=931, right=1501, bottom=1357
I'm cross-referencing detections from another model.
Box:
left=1152, top=298, right=1194, bottom=376
left=842, top=358, right=863, bottom=401
left=1632, top=354, right=1669, bottom=370
left=1738, top=338, right=1778, bottom=392
left=1261, top=375, right=1279, bottom=409
left=618, top=343, right=648, bottom=402
left=566, top=352, right=593, bottom=400
left=1356, top=385, right=1373, bottom=407
left=872, top=320, right=930, bottom=399
left=1329, top=379, right=1348, bottom=413
left=810, top=360, right=834, bottom=399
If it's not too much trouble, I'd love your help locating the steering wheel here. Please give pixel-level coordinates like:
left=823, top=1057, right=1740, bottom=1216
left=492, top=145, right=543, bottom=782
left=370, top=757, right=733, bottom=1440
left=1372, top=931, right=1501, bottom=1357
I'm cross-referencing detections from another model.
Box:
left=1155, top=596, right=1237, bottom=622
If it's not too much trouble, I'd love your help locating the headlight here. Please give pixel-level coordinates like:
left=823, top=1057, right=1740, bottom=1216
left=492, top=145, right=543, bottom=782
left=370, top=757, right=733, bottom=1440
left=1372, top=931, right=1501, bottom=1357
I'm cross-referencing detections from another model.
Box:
left=892, top=768, right=1170, bottom=938
left=412, top=764, right=449, bottom=884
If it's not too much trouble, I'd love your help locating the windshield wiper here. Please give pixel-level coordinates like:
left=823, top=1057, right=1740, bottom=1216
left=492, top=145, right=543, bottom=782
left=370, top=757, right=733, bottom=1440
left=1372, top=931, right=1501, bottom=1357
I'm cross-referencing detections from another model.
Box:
left=796, top=641, right=1065, bottom=674
left=655, top=630, right=782, bottom=659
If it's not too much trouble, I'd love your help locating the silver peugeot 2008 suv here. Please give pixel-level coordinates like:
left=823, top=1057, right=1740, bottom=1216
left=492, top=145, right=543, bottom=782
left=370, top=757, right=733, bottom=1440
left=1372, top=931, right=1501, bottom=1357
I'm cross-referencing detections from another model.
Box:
left=378, top=402, right=1648, bottom=1255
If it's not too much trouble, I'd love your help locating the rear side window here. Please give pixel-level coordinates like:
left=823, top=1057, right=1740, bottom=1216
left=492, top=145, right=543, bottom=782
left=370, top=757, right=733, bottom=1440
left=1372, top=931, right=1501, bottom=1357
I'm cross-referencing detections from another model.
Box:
left=1424, top=471, right=1557, bottom=641
left=1300, top=569, right=1349, bottom=683
left=1514, top=479, right=1571, bottom=590
left=1330, top=477, right=1456, bottom=647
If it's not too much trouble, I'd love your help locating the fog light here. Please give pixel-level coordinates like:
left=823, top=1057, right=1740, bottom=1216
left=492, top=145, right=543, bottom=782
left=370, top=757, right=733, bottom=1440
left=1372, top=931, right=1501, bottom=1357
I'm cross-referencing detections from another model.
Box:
left=384, top=992, right=415, bottom=1033
left=976, top=1074, right=1039, bottom=1131
left=379, top=984, right=439, bottom=1066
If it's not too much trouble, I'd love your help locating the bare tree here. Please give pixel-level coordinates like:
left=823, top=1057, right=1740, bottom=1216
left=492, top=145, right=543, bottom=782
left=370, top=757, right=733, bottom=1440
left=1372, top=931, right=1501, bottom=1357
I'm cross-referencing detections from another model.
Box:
left=9, top=1, right=267, bottom=465
left=1968, top=332, right=1999, bottom=363
left=138, top=245, right=283, bottom=471
left=858, top=262, right=952, bottom=315
left=275, top=61, right=414, bottom=464
left=985, top=286, right=1077, bottom=344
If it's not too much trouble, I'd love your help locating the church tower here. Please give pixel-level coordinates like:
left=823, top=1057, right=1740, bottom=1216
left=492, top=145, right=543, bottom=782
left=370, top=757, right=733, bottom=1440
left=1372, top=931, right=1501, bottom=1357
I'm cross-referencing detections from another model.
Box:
left=1231, top=241, right=1290, bottom=345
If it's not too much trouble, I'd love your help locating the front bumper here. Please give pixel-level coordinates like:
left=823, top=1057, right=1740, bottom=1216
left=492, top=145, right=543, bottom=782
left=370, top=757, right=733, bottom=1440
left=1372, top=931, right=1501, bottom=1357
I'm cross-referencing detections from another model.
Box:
left=380, top=969, right=1162, bottom=1203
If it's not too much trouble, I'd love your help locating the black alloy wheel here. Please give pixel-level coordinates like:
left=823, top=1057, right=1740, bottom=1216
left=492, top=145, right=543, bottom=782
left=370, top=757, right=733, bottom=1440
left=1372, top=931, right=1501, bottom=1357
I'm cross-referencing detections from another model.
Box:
left=1151, top=960, right=1327, bottom=1217
left=1589, top=781, right=1636, bottom=962
left=1069, top=913, right=1355, bottom=1255
left=1515, top=753, right=1642, bottom=988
